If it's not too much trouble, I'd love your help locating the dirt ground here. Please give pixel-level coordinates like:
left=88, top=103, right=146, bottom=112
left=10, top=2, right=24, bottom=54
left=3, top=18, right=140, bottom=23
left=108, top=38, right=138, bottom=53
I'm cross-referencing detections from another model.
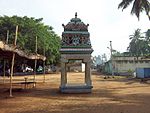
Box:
left=0, top=72, right=150, bottom=113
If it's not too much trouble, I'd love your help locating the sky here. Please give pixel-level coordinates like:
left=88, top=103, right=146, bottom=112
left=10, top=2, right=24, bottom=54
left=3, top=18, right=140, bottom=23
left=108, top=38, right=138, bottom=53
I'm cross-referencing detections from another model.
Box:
left=0, top=0, right=149, bottom=59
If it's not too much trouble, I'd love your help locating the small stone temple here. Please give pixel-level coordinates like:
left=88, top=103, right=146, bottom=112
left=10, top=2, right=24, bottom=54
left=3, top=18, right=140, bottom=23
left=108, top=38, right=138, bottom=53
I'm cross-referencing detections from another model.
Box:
left=59, top=13, right=93, bottom=93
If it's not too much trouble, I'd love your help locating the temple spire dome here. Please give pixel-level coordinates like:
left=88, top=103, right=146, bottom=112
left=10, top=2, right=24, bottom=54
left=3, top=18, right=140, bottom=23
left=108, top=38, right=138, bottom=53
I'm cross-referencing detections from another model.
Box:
left=61, top=13, right=92, bottom=49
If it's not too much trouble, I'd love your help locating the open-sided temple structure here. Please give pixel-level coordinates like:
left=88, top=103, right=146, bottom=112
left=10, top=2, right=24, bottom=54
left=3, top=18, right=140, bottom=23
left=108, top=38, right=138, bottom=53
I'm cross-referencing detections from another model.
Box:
left=59, top=13, right=93, bottom=93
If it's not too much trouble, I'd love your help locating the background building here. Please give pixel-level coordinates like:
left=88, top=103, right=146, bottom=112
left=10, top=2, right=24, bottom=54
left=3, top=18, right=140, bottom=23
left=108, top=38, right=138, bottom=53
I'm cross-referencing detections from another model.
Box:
left=104, top=56, right=150, bottom=76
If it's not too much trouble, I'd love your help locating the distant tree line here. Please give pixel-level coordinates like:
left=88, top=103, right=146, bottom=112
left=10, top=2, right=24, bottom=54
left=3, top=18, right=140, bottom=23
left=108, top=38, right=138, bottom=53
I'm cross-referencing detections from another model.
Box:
left=112, top=29, right=150, bottom=58
left=0, top=15, right=61, bottom=64
left=127, top=29, right=150, bottom=57
left=117, top=0, right=150, bottom=58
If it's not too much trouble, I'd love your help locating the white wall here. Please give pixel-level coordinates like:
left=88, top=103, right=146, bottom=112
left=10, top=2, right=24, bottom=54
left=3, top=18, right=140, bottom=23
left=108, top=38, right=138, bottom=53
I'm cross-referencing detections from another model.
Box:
left=113, top=57, right=150, bottom=73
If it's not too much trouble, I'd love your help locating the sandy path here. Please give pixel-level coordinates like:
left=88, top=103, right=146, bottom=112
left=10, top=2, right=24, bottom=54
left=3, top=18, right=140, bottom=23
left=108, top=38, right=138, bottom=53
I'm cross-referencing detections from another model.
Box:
left=0, top=72, right=150, bottom=113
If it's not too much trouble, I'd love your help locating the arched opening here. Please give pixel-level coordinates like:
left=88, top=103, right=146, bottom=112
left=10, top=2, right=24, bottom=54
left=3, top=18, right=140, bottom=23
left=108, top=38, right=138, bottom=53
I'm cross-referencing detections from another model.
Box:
left=66, top=59, right=85, bottom=85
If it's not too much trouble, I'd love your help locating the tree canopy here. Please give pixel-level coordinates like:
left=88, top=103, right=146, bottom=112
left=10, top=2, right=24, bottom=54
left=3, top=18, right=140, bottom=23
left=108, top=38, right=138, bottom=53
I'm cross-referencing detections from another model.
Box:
left=0, top=15, right=61, bottom=64
left=127, top=28, right=150, bottom=57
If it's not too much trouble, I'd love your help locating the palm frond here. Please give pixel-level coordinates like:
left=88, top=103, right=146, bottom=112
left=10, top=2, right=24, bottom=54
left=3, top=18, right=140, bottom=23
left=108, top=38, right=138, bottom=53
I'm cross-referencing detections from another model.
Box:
left=143, top=0, right=150, bottom=19
left=118, top=0, right=150, bottom=20
left=131, top=0, right=143, bottom=20
left=118, top=0, right=134, bottom=10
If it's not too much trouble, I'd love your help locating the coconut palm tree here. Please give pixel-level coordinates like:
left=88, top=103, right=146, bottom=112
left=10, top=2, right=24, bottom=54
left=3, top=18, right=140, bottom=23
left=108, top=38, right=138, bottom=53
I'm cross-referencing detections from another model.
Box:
left=128, top=28, right=149, bottom=57
left=118, top=0, right=150, bottom=20
left=145, top=29, right=150, bottom=41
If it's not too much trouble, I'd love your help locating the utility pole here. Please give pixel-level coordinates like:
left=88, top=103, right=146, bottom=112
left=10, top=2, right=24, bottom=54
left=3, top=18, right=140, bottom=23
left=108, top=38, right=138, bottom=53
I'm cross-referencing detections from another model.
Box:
left=10, top=25, right=18, bottom=97
left=43, top=38, right=46, bottom=83
left=110, top=41, right=114, bottom=78
left=6, top=30, right=9, bottom=44
left=3, top=30, right=9, bottom=84
left=34, top=36, right=37, bottom=87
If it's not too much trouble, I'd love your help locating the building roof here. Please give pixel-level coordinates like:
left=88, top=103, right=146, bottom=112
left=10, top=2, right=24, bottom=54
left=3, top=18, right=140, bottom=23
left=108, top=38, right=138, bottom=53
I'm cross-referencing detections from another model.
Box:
left=0, top=41, right=46, bottom=61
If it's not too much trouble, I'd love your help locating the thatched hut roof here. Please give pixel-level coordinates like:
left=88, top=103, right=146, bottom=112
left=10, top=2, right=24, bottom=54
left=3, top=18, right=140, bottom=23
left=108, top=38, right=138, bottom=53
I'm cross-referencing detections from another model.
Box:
left=0, top=41, right=46, bottom=61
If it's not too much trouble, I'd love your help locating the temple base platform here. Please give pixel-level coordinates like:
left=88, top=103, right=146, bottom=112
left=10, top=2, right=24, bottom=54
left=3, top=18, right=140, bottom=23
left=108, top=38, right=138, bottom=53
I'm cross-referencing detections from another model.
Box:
left=59, top=84, right=93, bottom=93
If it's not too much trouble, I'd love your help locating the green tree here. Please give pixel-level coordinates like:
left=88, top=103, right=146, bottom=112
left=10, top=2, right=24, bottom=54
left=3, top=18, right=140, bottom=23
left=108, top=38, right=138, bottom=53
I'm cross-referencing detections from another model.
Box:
left=145, top=29, right=150, bottom=41
left=0, top=15, right=61, bottom=64
left=128, top=29, right=141, bottom=57
left=127, top=29, right=149, bottom=57
left=118, top=0, right=150, bottom=20
left=144, top=29, right=150, bottom=54
left=112, top=51, right=122, bottom=56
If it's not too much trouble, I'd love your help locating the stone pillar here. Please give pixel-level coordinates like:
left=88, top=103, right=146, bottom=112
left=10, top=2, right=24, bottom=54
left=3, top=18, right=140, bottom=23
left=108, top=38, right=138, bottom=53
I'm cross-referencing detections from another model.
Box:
left=64, top=63, right=67, bottom=84
left=60, top=54, right=93, bottom=93
left=85, top=61, right=92, bottom=86
left=85, top=62, right=88, bottom=85
left=61, top=62, right=67, bottom=87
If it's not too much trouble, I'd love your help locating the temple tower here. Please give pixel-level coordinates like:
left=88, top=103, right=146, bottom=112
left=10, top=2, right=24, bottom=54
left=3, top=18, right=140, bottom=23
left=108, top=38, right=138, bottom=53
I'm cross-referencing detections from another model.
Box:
left=60, top=13, right=93, bottom=93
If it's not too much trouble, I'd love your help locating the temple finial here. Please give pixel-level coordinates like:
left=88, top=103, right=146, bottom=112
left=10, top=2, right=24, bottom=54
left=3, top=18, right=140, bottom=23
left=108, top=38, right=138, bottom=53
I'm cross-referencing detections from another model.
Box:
left=75, top=12, right=77, bottom=18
